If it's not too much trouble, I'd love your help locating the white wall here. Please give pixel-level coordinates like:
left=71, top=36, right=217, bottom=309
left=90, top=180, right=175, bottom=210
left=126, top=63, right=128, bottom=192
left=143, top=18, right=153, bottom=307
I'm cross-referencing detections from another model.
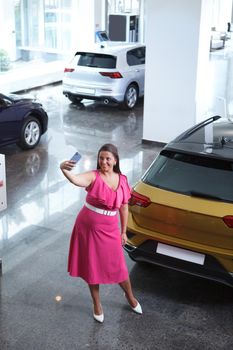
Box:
left=95, top=0, right=107, bottom=32
left=74, top=0, right=95, bottom=49
left=73, top=0, right=106, bottom=50
left=211, top=0, right=232, bottom=30
left=143, top=0, right=204, bottom=143
left=143, top=0, right=233, bottom=143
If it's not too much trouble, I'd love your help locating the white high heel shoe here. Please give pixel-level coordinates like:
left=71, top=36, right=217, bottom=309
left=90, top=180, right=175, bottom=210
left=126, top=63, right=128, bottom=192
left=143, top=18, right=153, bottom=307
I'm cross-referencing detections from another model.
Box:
left=93, top=305, right=104, bottom=323
left=124, top=293, right=143, bottom=314
left=93, top=312, right=104, bottom=323
left=131, top=300, right=142, bottom=314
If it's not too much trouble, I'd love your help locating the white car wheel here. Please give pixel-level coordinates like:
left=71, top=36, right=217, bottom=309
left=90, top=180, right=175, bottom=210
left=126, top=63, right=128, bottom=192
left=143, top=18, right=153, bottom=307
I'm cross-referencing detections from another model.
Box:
left=124, top=84, right=138, bottom=109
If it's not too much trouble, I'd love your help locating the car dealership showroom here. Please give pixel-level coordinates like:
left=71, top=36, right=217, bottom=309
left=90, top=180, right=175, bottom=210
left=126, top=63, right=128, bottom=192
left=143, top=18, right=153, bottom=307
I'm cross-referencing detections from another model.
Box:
left=1, top=0, right=233, bottom=349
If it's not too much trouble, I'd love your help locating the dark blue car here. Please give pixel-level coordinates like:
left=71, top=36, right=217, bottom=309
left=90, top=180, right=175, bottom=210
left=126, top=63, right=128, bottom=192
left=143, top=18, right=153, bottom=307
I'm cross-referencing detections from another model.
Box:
left=0, top=93, right=48, bottom=149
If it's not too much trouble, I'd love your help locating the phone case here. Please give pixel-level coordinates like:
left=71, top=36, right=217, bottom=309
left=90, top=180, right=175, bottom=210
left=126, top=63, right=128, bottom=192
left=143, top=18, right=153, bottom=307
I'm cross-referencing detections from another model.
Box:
left=70, top=152, right=82, bottom=163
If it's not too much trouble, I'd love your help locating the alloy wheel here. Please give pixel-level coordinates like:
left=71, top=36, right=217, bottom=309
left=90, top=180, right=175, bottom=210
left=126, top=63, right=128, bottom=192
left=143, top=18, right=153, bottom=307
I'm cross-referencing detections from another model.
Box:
left=24, top=121, right=40, bottom=146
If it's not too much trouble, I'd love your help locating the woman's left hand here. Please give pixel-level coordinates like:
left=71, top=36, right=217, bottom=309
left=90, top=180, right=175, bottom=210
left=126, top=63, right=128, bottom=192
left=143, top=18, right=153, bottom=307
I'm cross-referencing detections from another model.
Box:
left=121, top=233, right=128, bottom=246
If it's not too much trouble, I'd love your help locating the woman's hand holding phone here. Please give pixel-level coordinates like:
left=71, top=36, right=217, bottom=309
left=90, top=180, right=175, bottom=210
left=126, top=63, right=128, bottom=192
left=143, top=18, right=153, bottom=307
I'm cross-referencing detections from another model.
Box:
left=70, top=152, right=82, bottom=163
left=60, top=152, right=82, bottom=172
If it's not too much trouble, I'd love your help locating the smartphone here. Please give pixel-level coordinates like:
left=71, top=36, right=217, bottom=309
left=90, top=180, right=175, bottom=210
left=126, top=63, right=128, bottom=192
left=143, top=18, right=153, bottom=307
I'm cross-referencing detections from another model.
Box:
left=70, top=152, right=82, bottom=163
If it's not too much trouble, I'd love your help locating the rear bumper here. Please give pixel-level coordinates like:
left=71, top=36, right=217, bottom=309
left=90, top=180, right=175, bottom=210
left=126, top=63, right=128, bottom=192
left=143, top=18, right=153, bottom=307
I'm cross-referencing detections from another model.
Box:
left=63, top=91, right=120, bottom=104
left=124, top=237, right=233, bottom=288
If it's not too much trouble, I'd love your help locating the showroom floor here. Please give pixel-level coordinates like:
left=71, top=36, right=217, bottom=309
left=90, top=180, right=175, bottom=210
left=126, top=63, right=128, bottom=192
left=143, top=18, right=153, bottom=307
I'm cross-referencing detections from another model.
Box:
left=1, top=77, right=233, bottom=349
left=0, top=89, right=163, bottom=350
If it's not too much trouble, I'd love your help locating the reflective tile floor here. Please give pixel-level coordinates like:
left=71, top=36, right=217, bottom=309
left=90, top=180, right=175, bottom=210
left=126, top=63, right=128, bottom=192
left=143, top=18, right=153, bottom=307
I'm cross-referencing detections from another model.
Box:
left=1, top=66, right=233, bottom=349
left=0, top=87, right=164, bottom=350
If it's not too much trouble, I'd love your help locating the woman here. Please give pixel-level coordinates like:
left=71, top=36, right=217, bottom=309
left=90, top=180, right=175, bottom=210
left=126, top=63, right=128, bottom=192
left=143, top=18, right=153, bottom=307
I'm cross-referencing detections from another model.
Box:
left=60, top=143, right=142, bottom=323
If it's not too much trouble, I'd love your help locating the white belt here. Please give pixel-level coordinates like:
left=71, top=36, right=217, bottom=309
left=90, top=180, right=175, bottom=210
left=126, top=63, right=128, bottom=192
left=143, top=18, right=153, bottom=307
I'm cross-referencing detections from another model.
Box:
left=85, top=202, right=117, bottom=216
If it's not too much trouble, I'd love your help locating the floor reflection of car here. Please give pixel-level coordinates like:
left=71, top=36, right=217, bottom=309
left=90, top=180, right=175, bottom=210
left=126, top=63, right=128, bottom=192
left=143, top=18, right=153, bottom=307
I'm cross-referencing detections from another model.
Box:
left=62, top=42, right=145, bottom=109
left=125, top=116, right=233, bottom=288
left=5, top=148, right=49, bottom=208
left=0, top=148, right=49, bottom=243
left=62, top=105, right=141, bottom=151
left=0, top=93, right=48, bottom=149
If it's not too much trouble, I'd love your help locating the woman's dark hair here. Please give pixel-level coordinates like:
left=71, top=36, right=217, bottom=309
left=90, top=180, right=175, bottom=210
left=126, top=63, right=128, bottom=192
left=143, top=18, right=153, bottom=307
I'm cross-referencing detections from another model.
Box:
left=97, top=143, right=121, bottom=173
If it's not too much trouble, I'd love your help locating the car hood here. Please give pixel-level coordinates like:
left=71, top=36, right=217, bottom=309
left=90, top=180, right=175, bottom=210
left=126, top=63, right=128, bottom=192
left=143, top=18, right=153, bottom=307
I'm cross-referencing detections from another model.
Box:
left=7, top=93, right=36, bottom=103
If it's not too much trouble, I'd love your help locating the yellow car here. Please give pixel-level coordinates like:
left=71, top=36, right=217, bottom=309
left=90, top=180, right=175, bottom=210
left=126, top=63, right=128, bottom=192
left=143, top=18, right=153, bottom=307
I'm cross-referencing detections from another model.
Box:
left=125, top=116, right=233, bottom=287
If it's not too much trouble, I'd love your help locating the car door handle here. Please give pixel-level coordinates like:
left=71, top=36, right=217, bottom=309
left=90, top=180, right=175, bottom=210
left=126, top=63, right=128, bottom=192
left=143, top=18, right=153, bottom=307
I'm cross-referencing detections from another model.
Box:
left=134, top=69, right=140, bottom=72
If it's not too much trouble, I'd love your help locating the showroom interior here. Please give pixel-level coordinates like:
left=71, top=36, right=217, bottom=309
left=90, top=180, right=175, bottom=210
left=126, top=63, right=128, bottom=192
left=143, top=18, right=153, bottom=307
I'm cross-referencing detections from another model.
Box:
left=1, top=1, right=233, bottom=349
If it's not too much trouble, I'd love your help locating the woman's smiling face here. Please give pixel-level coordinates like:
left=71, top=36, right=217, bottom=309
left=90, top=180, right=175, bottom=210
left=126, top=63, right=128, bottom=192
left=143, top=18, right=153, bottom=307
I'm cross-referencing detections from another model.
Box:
left=98, top=151, right=116, bottom=172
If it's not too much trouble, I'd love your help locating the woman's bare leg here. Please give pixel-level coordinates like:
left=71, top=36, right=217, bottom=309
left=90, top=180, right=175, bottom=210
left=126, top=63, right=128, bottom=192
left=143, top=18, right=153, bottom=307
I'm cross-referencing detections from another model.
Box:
left=119, top=278, right=138, bottom=308
left=88, top=284, right=103, bottom=315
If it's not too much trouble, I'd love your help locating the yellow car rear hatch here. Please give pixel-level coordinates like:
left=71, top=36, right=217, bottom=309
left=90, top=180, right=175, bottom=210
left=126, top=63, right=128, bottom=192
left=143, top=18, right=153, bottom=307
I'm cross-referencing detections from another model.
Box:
left=129, top=182, right=233, bottom=250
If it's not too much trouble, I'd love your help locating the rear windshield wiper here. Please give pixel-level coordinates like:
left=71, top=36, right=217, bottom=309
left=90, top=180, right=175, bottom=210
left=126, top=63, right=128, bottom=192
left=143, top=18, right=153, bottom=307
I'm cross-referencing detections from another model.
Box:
left=187, top=190, right=222, bottom=201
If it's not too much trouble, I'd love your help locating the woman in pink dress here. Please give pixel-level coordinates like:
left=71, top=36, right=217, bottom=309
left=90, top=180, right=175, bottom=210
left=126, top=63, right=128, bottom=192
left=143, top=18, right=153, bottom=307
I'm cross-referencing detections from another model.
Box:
left=60, top=143, right=142, bottom=323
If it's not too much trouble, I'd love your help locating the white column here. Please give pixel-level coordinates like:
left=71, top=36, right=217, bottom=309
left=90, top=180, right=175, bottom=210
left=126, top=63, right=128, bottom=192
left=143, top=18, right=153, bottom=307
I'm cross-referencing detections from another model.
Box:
left=95, top=0, right=107, bottom=32
left=143, top=0, right=214, bottom=143
left=72, top=0, right=106, bottom=50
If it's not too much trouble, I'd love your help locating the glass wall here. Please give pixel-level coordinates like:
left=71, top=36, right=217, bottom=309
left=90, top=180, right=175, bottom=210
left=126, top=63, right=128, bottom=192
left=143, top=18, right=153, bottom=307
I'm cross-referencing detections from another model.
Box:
left=16, top=0, right=73, bottom=62
left=44, top=0, right=72, bottom=51
left=107, top=0, right=140, bottom=14
left=8, top=0, right=143, bottom=64
left=14, top=0, right=22, bottom=48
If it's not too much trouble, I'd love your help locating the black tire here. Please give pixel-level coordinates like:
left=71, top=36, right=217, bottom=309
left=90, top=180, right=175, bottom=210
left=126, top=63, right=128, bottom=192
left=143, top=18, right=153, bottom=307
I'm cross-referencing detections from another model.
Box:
left=67, top=95, right=83, bottom=104
left=17, top=116, right=42, bottom=150
left=123, top=84, right=138, bottom=109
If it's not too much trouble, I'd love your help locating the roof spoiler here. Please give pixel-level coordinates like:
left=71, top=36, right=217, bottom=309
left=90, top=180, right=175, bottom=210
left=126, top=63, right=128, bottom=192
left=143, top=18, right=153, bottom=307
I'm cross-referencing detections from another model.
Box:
left=174, top=115, right=221, bottom=142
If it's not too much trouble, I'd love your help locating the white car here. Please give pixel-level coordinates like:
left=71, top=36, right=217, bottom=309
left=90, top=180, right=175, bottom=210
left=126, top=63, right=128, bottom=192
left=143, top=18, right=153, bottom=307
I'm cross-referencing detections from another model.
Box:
left=62, top=42, right=145, bottom=109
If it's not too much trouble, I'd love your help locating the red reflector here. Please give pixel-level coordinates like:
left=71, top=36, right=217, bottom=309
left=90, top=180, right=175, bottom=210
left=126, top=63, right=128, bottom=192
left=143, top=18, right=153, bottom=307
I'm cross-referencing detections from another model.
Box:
left=129, top=190, right=151, bottom=208
left=64, top=68, right=75, bottom=73
left=223, top=216, right=233, bottom=228
left=99, top=72, right=122, bottom=79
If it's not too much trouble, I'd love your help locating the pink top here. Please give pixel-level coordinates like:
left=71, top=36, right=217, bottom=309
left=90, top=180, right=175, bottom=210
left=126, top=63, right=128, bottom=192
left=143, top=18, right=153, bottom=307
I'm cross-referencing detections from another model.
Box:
left=86, top=170, right=131, bottom=210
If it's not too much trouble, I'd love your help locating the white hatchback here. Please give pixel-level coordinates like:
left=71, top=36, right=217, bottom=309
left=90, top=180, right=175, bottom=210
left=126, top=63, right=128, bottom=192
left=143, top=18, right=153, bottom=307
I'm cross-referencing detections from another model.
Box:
left=62, top=42, right=145, bottom=109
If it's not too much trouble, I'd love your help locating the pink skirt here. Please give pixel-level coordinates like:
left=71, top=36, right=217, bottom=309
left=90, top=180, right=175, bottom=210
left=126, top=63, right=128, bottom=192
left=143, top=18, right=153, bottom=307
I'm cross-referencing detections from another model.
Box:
left=68, top=206, right=129, bottom=284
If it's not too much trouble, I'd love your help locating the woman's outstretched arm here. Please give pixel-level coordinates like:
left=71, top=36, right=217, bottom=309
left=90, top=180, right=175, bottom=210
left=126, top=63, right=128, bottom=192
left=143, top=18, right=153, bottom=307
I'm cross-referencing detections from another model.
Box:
left=60, top=160, right=95, bottom=187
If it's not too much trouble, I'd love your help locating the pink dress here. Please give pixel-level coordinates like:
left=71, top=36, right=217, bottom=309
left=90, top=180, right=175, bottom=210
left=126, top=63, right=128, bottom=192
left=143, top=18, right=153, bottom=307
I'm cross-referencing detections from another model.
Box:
left=68, top=170, right=131, bottom=284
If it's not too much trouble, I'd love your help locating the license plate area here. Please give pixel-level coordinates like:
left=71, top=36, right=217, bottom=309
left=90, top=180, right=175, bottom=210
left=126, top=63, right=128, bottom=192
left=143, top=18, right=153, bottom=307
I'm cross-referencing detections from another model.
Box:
left=76, top=87, right=95, bottom=94
left=156, top=243, right=205, bottom=265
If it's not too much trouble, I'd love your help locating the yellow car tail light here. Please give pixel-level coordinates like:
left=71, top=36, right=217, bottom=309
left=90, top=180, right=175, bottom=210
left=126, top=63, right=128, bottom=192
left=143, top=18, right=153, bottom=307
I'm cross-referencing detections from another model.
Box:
left=129, top=190, right=151, bottom=207
left=223, top=216, right=233, bottom=228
